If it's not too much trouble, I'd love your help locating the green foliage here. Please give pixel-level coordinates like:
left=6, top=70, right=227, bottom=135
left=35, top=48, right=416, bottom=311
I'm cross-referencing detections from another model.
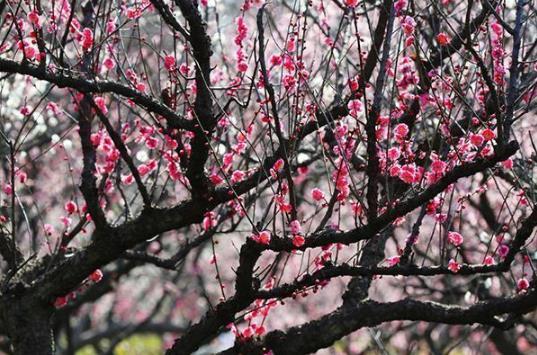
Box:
left=76, top=334, right=162, bottom=355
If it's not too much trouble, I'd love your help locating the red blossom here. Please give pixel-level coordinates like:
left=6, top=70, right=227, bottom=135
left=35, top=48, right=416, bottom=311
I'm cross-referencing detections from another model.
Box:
left=81, top=28, right=94, bottom=51
left=448, top=259, right=461, bottom=273
left=64, top=201, right=77, bottom=215
left=481, top=128, right=496, bottom=141
left=89, top=269, right=103, bottom=282
left=311, top=188, right=325, bottom=202
left=436, top=32, right=450, bottom=46
left=292, top=235, right=305, bottom=248
left=252, top=231, right=271, bottom=245
left=164, top=55, right=176, bottom=71
left=517, top=278, right=530, bottom=292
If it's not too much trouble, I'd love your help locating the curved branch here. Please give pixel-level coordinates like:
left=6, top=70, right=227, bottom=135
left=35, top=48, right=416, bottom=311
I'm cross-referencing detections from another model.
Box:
left=0, top=58, right=194, bottom=131
left=231, top=289, right=537, bottom=354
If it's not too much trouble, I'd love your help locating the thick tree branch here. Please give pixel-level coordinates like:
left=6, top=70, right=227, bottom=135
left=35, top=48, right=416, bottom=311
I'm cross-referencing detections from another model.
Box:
left=231, top=289, right=537, bottom=354
left=150, top=0, right=190, bottom=39
left=175, top=0, right=215, bottom=196
left=256, top=262, right=506, bottom=300
left=0, top=58, right=194, bottom=131
left=165, top=240, right=263, bottom=355
left=365, top=1, right=395, bottom=221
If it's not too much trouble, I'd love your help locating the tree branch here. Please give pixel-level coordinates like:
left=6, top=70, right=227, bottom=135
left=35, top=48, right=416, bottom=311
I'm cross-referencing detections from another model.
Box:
left=0, top=58, right=194, bottom=131
left=231, top=289, right=537, bottom=354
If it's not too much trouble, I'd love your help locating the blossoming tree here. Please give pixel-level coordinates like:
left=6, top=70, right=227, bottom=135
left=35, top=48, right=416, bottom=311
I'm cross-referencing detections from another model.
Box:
left=0, top=0, right=536, bottom=354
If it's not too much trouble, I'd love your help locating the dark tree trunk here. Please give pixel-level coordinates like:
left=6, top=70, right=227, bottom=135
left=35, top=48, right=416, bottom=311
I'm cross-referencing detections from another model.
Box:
left=2, top=296, right=54, bottom=355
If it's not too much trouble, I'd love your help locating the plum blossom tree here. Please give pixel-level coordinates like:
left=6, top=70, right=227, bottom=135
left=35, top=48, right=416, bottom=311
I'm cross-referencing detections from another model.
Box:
left=0, top=0, right=536, bottom=354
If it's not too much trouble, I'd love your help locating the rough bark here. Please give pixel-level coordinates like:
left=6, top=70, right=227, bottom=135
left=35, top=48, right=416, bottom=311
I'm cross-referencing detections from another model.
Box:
left=1, top=296, right=54, bottom=355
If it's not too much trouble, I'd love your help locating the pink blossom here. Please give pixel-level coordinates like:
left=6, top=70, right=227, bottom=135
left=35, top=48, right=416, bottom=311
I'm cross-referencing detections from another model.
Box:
left=280, top=202, right=292, bottom=213
left=46, top=102, right=60, bottom=115
left=20, top=106, right=31, bottom=116
left=484, top=256, right=495, bottom=265
left=470, top=133, right=484, bottom=146
left=126, top=7, right=142, bottom=19
left=283, top=55, right=295, bottom=72
left=389, top=165, right=401, bottom=176
left=241, top=326, right=254, bottom=338
left=136, top=83, right=146, bottom=92
left=494, top=64, right=506, bottom=84
left=435, top=213, right=448, bottom=223
left=164, top=136, right=179, bottom=150
left=223, top=153, right=234, bottom=167
left=401, top=16, right=416, bottom=37
left=138, top=164, right=150, bottom=176
left=145, top=136, right=159, bottom=149
left=290, top=220, right=302, bottom=234
left=252, top=230, right=271, bottom=245
left=164, top=55, right=176, bottom=71
left=209, top=173, right=223, bottom=185
left=103, top=57, right=115, bottom=70
left=146, top=160, right=157, bottom=172
left=351, top=201, right=363, bottom=216
left=502, top=158, right=513, bottom=169
left=234, top=17, right=248, bottom=46
left=81, top=28, right=93, bottom=51
left=490, top=22, right=503, bottom=36
left=17, top=170, right=27, bottom=184
left=106, top=20, right=116, bottom=34
left=255, top=325, right=266, bottom=336
left=286, top=37, right=296, bottom=52
left=311, top=188, right=325, bottom=201
left=27, top=11, right=42, bottom=28
left=399, top=164, right=416, bottom=184
left=498, top=244, right=509, bottom=258
left=386, top=256, right=400, bottom=267
left=270, top=54, right=282, bottom=66
left=431, top=160, right=447, bottom=174
left=179, top=63, right=190, bottom=75
left=60, top=216, right=72, bottom=228
left=64, top=201, right=77, bottom=215
left=492, top=47, right=504, bottom=60
left=387, top=147, right=400, bottom=160
left=400, top=171, right=414, bottom=184
left=347, top=100, right=363, bottom=117
left=231, top=170, right=245, bottom=183
left=203, top=212, right=216, bottom=231
left=283, top=74, right=297, bottom=91
left=272, top=158, right=284, bottom=172
left=237, top=61, right=248, bottom=73
left=168, top=162, right=183, bottom=181
left=448, top=259, right=461, bottom=273
left=517, top=278, right=530, bottom=292
left=394, top=123, right=409, bottom=137
left=122, top=174, right=134, bottom=185
left=447, top=231, right=464, bottom=247
left=94, top=96, right=108, bottom=114
left=394, top=0, right=407, bottom=14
